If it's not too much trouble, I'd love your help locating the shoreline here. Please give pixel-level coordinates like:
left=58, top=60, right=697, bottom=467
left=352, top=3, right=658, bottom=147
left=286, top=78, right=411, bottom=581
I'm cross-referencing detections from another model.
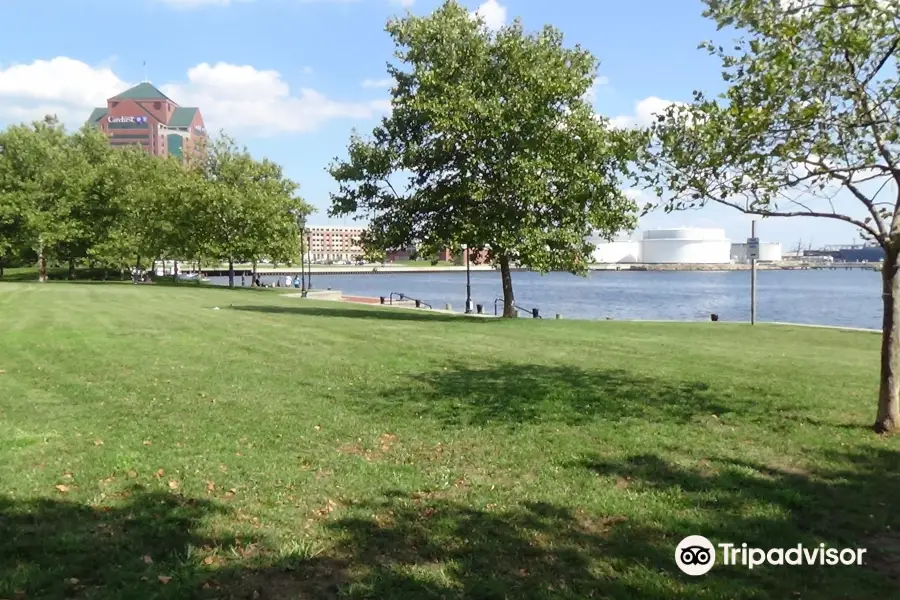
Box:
left=194, top=261, right=880, bottom=277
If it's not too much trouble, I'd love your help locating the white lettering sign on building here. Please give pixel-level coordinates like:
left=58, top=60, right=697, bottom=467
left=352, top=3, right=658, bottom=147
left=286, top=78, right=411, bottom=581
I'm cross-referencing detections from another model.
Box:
left=108, top=116, right=148, bottom=124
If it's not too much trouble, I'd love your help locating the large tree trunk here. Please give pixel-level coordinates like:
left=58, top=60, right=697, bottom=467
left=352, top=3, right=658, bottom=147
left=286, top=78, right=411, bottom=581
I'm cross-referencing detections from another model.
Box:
left=68, top=258, right=75, bottom=280
left=499, top=254, right=517, bottom=318
left=133, top=255, right=141, bottom=284
left=228, top=257, right=235, bottom=288
left=37, top=237, right=47, bottom=282
left=875, top=246, right=900, bottom=433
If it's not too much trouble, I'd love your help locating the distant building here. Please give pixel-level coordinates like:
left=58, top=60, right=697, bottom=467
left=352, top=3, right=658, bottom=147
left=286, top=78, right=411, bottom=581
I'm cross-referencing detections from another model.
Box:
left=305, top=226, right=364, bottom=262
left=588, top=227, right=785, bottom=265
left=87, top=82, right=207, bottom=161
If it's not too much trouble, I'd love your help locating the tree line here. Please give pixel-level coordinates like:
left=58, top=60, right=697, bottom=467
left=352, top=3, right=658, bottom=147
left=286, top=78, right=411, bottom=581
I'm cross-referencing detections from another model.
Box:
left=0, top=117, right=310, bottom=285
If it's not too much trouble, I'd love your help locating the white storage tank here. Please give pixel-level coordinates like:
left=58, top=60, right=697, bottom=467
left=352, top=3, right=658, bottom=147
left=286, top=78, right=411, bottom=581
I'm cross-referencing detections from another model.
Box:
left=587, top=232, right=640, bottom=263
left=641, top=227, right=731, bottom=264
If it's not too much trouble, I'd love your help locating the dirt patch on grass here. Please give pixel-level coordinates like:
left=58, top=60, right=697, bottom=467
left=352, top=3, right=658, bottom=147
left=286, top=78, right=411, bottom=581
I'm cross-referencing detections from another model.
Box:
left=864, top=532, right=900, bottom=579
left=337, top=433, right=399, bottom=462
left=238, top=557, right=350, bottom=600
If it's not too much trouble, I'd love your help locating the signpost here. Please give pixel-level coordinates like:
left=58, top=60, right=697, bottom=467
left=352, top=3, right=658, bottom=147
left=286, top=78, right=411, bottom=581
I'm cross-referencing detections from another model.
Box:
left=749, top=224, right=758, bottom=325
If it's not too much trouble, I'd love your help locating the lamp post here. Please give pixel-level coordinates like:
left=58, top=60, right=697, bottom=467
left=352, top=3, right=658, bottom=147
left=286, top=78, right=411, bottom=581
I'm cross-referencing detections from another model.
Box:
left=462, top=244, right=473, bottom=314
left=293, top=211, right=307, bottom=294
left=307, top=234, right=313, bottom=289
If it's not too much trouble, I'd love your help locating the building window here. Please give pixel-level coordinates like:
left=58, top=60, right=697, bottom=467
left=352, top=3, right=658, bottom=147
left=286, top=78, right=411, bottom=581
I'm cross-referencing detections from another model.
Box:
left=154, top=102, right=161, bottom=110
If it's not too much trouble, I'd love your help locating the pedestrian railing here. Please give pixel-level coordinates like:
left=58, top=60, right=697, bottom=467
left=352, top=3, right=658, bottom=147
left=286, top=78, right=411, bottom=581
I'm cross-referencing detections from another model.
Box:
left=494, top=297, right=542, bottom=318
left=386, top=292, right=432, bottom=309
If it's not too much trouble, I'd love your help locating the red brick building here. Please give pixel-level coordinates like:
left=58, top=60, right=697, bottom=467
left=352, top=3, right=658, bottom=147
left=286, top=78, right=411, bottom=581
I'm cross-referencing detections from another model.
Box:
left=87, top=82, right=207, bottom=161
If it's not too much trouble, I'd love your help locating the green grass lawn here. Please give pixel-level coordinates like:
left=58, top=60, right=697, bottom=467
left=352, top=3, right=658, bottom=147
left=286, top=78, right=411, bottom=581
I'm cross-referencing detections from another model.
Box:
left=0, top=282, right=897, bottom=599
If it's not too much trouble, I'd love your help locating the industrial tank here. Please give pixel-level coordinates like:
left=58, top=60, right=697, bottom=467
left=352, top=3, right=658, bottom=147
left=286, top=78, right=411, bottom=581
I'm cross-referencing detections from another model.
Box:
left=641, top=228, right=731, bottom=264
left=586, top=232, right=641, bottom=263
left=587, top=232, right=641, bottom=263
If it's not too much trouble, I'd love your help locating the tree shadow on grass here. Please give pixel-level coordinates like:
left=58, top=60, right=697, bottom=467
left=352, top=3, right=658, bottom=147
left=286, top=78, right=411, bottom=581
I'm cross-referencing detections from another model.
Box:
left=230, top=304, right=493, bottom=324
left=4, top=449, right=899, bottom=599
left=234, top=445, right=900, bottom=599
left=575, top=447, right=900, bottom=596
left=365, top=361, right=758, bottom=427
left=0, top=485, right=247, bottom=599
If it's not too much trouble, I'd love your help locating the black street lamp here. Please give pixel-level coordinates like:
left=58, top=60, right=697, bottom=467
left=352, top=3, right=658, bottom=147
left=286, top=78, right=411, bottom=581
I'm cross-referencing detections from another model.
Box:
left=293, top=211, right=307, bottom=295
left=307, top=234, right=313, bottom=289
left=463, top=244, right=473, bottom=314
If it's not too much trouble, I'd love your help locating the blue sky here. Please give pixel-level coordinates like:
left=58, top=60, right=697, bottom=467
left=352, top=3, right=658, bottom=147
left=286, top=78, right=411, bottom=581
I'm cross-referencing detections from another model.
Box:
left=0, top=0, right=876, bottom=248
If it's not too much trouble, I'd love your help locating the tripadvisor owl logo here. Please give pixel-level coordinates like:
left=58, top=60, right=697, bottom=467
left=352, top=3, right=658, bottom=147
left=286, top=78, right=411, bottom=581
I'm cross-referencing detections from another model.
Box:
left=676, top=535, right=716, bottom=576
left=675, top=535, right=868, bottom=575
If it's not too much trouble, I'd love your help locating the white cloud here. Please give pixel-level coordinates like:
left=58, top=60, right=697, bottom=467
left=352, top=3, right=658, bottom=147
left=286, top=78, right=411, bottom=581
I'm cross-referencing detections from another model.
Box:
left=158, top=0, right=415, bottom=7
left=158, top=0, right=247, bottom=7
left=609, top=96, right=683, bottom=129
left=361, top=78, right=393, bottom=88
left=582, top=76, right=609, bottom=104
left=0, top=57, right=390, bottom=137
left=470, top=0, right=506, bottom=31
left=0, top=57, right=129, bottom=125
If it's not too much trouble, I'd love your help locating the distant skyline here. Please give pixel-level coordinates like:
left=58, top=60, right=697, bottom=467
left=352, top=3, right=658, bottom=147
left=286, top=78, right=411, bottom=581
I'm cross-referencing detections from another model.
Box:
left=0, top=0, right=889, bottom=249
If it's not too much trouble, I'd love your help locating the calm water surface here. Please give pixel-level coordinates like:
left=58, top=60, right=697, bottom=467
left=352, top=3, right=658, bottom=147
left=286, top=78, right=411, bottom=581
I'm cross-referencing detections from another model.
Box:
left=212, top=269, right=882, bottom=330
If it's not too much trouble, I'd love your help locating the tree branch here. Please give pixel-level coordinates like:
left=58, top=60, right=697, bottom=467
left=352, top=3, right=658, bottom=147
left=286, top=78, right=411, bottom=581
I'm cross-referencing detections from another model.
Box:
left=713, top=196, right=881, bottom=240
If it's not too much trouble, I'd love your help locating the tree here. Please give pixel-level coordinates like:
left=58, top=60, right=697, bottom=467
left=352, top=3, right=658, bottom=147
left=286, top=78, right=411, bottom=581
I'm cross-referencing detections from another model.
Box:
left=640, top=0, right=900, bottom=432
left=329, top=0, right=639, bottom=317
left=196, top=134, right=307, bottom=287
left=0, top=117, right=101, bottom=281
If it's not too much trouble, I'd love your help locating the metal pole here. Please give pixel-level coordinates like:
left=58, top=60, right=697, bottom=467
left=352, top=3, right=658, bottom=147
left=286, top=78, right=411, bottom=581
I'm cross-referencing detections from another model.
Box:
left=300, top=227, right=306, bottom=292
left=465, top=247, right=472, bottom=314
left=307, top=234, right=313, bottom=289
left=751, top=220, right=757, bottom=325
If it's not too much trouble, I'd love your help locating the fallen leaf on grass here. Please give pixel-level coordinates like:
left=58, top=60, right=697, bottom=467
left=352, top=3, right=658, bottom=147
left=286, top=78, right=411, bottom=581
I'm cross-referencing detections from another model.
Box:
left=65, top=577, right=80, bottom=585
left=158, top=575, right=172, bottom=584
left=0, top=369, right=6, bottom=374
left=128, top=470, right=138, bottom=478
left=206, top=481, right=216, bottom=492
left=143, top=440, right=152, bottom=446
left=62, top=472, right=73, bottom=479
left=168, top=480, right=179, bottom=490
left=203, top=556, right=215, bottom=565
left=142, top=555, right=153, bottom=564
left=154, top=469, right=165, bottom=478
left=225, top=488, right=236, bottom=498
left=94, top=439, right=104, bottom=446
left=55, top=484, right=70, bottom=493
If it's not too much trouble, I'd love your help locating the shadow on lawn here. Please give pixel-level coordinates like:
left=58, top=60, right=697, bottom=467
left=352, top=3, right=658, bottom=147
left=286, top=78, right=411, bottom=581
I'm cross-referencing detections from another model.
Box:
left=2, top=449, right=899, bottom=599
left=0, top=485, right=242, bottom=599
left=365, top=361, right=755, bottom=426
left=574, top=447, right=900, bottom=595
left=230, top=304, right=489, bottom=323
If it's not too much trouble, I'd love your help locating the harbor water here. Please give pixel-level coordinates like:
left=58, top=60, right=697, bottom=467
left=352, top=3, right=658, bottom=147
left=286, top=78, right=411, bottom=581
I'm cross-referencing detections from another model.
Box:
left=210, top=269, right=883, bottom=330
